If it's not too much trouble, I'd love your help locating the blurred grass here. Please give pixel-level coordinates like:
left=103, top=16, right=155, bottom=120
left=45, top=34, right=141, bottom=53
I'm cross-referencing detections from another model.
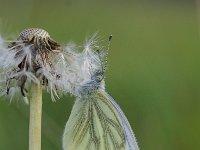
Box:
left=0, top=0, right=200, bottom=150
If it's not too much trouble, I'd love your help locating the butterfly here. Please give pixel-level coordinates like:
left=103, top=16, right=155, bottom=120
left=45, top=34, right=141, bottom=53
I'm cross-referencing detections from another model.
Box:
left=62, top=36, right=139, bottom=150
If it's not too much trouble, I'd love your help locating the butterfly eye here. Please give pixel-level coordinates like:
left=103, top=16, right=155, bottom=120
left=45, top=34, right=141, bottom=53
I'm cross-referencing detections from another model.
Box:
left=96, top=74, right=103, bottom=82
left=91, top=69, right=104, bottom=83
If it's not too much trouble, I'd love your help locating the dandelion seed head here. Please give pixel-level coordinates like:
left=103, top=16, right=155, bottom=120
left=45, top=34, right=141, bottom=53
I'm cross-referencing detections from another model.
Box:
left=0, top=28, right=66, bottom=101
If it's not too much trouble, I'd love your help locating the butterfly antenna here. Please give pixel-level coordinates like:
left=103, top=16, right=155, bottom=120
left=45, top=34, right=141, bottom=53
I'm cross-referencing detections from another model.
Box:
left=103, top=34, right=112, bottom=74
left=108, top=34, right=112, bottom=51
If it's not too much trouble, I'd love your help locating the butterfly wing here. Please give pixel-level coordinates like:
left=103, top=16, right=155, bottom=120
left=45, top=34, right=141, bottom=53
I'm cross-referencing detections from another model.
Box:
left=62, top=89, right=139, bottom=150
left=103, top=91, right=139, bottom=150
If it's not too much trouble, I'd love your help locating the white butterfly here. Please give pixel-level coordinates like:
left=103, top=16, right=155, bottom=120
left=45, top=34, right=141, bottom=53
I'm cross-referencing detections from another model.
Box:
left=62, top=36, right=139, bottom=150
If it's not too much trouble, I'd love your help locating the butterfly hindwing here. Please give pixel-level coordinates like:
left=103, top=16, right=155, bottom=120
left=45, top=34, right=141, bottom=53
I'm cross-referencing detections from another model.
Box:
left=63, top=89, right=139, bottom=150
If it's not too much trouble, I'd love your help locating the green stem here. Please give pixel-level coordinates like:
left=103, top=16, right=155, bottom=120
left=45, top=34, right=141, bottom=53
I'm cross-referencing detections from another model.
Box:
left=29, top=83, right=42, bottom=150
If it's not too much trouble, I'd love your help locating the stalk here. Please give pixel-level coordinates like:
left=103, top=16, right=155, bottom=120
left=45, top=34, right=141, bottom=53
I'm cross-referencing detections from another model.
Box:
left=29, top=83, right=42, bottom=150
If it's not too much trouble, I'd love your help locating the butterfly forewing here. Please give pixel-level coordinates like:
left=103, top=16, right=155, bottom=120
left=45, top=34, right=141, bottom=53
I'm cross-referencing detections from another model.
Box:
left=104, top=92, right=139, bottom=150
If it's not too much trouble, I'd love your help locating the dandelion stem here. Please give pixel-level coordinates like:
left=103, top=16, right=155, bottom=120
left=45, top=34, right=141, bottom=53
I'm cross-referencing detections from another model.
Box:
left=29, top=83, right=42, bottom=150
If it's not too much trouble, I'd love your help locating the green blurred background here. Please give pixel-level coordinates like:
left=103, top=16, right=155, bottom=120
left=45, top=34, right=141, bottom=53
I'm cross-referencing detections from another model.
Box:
left=0, top=0, right=200, bottom=149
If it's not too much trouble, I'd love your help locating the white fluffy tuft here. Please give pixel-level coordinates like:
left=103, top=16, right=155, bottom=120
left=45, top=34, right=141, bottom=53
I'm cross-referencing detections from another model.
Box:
left=0, top=33, right=107, bottom=101
left=61, top=35, right=107, bottom=96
